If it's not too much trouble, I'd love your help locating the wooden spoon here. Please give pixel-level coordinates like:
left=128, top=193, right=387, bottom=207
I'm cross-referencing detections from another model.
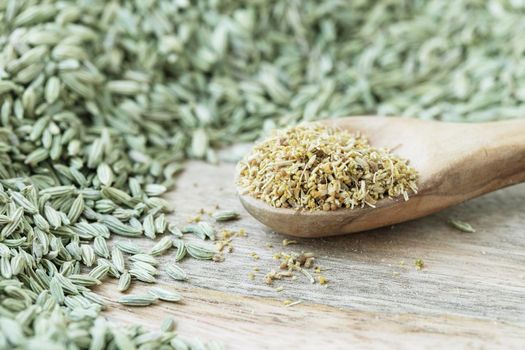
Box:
left=238, top=117, right=525, bottom=237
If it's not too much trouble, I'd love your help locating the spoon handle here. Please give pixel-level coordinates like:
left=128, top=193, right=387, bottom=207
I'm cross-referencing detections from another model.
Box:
left=494, top=119, right=525, bottom=188
left=479, top=119, right=525, bottom=187
left=425, top=119, right=525, bottom=202
left=347, top=118, right=525, bottom=236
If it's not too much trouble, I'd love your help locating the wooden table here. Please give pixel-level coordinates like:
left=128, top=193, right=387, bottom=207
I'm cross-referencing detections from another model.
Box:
left=99, top=160, right=525, bottom=349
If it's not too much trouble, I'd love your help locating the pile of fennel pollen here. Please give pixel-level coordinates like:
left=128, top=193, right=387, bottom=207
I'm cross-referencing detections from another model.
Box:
left=237, top=124, right=418, bottom=211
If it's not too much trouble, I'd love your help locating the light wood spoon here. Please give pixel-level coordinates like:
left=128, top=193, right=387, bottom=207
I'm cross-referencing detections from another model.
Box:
left=239, top=117, right=525, bottom=237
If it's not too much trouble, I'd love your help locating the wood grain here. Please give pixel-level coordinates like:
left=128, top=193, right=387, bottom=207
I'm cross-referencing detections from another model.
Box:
left=101, top=281, right=525, bottom=350
left=240, top=117, right=525, bottom=236
left=98, top=160, right=525, bottom=349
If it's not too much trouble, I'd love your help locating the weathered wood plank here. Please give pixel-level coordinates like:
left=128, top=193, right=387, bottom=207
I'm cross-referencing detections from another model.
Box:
left=98, top=160, right=525, bottom=348
left=100, top=281, right=525, bottom=350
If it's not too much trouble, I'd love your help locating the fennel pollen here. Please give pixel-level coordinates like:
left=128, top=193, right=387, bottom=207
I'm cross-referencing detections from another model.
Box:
left=237, top=124, right=418, bottom=211
left=415, top=259, right=425, bottom=270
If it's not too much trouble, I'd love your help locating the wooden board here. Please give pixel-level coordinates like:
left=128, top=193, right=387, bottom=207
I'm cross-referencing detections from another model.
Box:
left=99, top=160, right=525, bottom=349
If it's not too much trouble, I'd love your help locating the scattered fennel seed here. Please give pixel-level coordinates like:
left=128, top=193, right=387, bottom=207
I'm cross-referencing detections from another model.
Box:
left=166, top=264, right=188, bottom=281
left=212, top=210, right=240, bottom=222
left=161, top=318, right=177, bottom=333
left=448, top=219, right=476, bottom=233
left=118, top=294, right=158, bottom=307
left=149, top=288, right=183, bottom=303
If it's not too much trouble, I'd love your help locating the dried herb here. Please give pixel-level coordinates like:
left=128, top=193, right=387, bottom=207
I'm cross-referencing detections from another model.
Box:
left=238, top=124, right=418, bottom=210
left=415, top=259, right=425, bottom=270
left=265, top=251, right=319, bottom=285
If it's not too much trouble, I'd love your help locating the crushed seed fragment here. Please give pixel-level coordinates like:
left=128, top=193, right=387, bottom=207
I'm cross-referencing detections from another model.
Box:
left=415, top=259, right=425, bottom=270
left=283, top=300, right=302, bottom=307
left=282, top=239, right=297, bottom=246
left=318, top=275, right=328, bottom=285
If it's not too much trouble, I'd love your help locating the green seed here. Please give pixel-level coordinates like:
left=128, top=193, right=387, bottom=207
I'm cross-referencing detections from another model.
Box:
left=67, top=194, right=84, bottom=223
left=117, top=294, right=157, bottom=307
left=115, top=241, right=144, bottom=255
left=148, top=288, right=182, bottom=302
left=118, top=271, right=132, bottom=292
left=186, top=242, right=216, bottom=260
left=212, top=210, right=240, bottom=222
left=448, top=219, right=476, bottom=233
left=166, top=264, right=188, bottom=281
left=129, top=254, right=158, bottom=266
left=149, top=236, right=173, bottom=256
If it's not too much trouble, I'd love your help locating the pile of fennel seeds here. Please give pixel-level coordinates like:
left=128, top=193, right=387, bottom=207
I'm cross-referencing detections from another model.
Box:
left=0, top=0, right=521, bottom=347
left=237, top=124, right=418, bottom=211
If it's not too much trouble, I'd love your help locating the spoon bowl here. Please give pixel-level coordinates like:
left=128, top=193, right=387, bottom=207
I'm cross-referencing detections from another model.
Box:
left=239, top=117, right=525, bottom=237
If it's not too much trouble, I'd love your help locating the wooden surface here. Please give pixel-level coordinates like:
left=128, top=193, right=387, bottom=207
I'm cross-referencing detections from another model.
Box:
left=240, top=118, right=525, bottom=236
left=99, top=160, right=525, bottom=349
